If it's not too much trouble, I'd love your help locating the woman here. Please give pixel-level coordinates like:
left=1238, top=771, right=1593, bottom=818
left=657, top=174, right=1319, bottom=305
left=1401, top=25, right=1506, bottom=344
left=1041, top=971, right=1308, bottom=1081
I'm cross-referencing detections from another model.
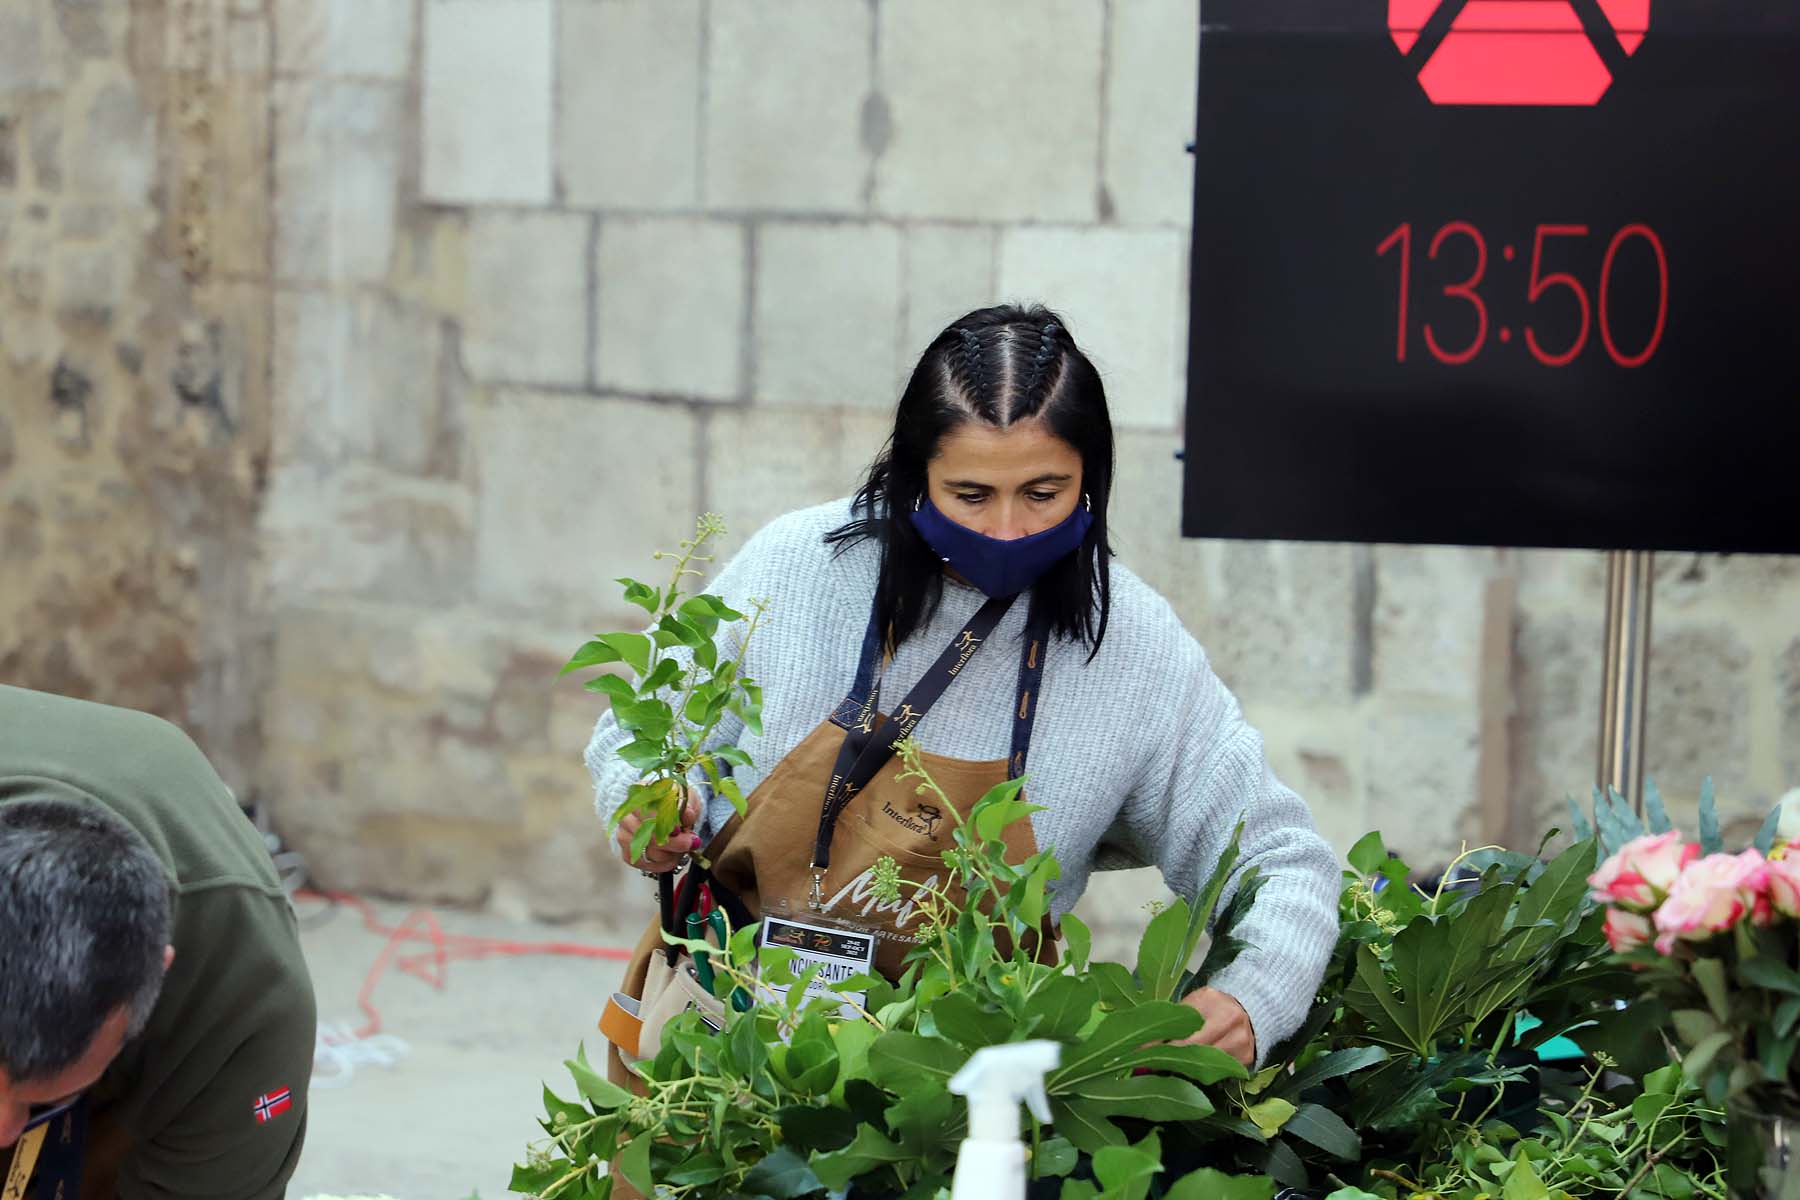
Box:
left=586, top=303, right=1338, bottom=1069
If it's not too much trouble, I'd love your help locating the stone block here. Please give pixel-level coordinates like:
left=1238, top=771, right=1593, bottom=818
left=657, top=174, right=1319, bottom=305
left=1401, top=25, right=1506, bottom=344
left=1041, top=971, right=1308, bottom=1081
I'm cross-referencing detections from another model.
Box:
left=67, top=83, right=152, bottom=203
left=703, top=406, right=893, bottom=558
left=212, top=76, right=272, bottom=278
left=876, top=0, right=1102, bottom=222
left=28, top=104, right=61, bottom=190
left=275, top=0, right=413, bottom=79
left=50, top=242, right=115, bottom=325
left=594, top=216, right=742, bottom=399
left=1644, top=623, right=1752, bottom=810
left=1782, top=637, right=1800, bottom=792
left=273, top=290, right=452, bottom=473
left=0, top=115, right=16, bottom=189
left=902, top=224, right=996, bottom=358
left=1189, top=539, right=1359, bottom=706
left=1105, top=0, right=1200, bottom=227
left=753, top=221, right=901, bottom=409
left=704, top=0, right=871, bottom=211
left=1365, top=708, right=1481, bottom=868
left=463, top=210, right=589, bottom=387
left=421, top=0, right=553, bottom=205
left=260, top=465, right=476, bottom=605
left=1373, top=545, right=1504, bottom=702
left=1511, top=612, right=1603, bottom=836
left=1257, top=713, right=1366, bottom=859
left=1106, top=428, right=1205, bottom=617
left=53, top=0, right=112, bottom=58
left=559, top=0, right=701, bottom=209
left=471, top=392, right=701, bottom=622
left=0, top=4, right=59, bottom=96
left=273, top=78, right=403, bottom=285
left=997, top=226, right=1187, bottom=429
left=226, top=8, right=272, bottom=76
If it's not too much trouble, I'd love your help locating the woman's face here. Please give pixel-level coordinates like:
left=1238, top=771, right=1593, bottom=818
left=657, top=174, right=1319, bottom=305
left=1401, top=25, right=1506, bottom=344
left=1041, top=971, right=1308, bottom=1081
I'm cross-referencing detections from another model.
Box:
left=925, top=418, right=1085, bottom=540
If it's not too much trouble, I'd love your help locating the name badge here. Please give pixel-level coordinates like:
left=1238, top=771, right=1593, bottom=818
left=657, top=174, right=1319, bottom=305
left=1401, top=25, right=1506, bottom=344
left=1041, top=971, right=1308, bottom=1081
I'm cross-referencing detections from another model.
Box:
left=759, top=915, right=876, bottom=1019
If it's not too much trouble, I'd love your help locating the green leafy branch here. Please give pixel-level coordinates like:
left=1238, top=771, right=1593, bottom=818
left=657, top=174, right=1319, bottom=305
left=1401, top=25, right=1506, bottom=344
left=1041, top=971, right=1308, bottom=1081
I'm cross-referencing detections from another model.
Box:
left=561, top=513, right=769, bottom=863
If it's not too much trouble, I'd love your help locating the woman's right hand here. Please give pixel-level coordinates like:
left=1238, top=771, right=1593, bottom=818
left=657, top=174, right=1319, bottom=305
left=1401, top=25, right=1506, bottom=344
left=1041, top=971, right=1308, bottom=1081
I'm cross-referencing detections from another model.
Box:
left=616, top=787, right=704, bottom=873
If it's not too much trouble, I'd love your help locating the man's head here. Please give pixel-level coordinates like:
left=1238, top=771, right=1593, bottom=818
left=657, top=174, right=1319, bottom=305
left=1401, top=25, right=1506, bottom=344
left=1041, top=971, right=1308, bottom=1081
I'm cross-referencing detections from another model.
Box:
left=0, top=798, right=174, bottom=1146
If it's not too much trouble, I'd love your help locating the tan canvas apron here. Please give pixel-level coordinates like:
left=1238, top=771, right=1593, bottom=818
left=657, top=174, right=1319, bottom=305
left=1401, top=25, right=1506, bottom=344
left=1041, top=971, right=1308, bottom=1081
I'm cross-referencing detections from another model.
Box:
left=603, top=595, right=1054, bottom=1089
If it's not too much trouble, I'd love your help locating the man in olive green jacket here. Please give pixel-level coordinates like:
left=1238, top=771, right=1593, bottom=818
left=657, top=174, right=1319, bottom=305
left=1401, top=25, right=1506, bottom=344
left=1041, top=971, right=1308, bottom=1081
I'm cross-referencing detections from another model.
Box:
left=0, top=685, right=315, bottom=1199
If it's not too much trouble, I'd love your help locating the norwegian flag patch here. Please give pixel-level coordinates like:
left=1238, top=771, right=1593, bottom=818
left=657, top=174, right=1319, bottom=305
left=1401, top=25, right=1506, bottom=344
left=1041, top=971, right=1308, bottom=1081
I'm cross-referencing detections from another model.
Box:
left=253, top=1087, right=292, bottom=1124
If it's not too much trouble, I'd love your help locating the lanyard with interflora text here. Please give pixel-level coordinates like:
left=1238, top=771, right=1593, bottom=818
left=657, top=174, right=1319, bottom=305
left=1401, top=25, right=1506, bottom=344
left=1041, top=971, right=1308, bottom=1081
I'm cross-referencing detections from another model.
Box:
left=808, top=593, right=1051, bottom=906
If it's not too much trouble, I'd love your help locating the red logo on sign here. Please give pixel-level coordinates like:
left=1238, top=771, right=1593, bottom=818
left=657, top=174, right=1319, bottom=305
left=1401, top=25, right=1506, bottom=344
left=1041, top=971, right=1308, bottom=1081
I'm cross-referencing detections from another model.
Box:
left=1391, top=0, right=1649, bottom=106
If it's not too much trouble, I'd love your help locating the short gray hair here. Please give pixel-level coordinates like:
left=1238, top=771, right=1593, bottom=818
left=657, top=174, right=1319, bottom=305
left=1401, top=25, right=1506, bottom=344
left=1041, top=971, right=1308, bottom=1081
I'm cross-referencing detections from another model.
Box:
left=0, top=798, right=174, bottom=1082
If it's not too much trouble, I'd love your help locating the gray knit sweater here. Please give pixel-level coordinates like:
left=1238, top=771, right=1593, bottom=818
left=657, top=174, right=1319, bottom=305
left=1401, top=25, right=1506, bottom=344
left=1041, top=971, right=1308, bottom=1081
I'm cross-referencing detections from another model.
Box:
left=585, top=500, right=1340, bottom=1055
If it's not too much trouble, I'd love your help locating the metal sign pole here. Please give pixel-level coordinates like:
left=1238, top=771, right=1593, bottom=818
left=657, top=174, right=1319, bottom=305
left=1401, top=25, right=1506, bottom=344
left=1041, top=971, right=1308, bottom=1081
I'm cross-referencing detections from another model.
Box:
left=1597, top=550, right=1654, bottom=812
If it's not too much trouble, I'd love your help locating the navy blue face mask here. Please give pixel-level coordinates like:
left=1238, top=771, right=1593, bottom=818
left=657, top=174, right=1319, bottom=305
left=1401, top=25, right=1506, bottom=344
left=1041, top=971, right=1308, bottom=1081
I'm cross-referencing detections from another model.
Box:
left=908, top=495, right=1094, bottom=598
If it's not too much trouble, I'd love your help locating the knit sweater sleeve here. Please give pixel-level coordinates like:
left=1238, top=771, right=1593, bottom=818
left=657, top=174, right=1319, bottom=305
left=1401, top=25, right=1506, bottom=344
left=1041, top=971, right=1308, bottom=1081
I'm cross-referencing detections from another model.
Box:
left=582, top=527, right=770, bottom=848
left=1118, top=628, right=1341, bottom=1062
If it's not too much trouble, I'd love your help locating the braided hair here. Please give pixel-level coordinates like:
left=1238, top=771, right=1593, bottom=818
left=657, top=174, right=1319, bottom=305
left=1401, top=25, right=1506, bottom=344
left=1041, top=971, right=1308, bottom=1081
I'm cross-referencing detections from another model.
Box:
left=827, top=302, right=1116, bottom=657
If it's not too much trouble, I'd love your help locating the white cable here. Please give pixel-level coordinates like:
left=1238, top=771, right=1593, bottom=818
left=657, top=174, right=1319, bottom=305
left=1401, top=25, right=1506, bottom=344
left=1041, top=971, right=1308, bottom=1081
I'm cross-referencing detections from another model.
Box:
left=311, top=1020, right=411, bottom=1090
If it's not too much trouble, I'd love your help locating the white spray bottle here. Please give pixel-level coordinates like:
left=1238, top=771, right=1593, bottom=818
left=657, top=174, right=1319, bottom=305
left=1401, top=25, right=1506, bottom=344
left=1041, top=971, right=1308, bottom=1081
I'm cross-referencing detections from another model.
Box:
left=947, top=1039, right=1062, bottom=1200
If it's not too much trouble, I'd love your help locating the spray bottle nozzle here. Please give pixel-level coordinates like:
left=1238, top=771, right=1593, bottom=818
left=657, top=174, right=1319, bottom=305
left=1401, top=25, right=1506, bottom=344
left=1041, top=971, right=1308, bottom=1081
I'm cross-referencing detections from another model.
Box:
left=948, top=1040, right=1061, bottom=1143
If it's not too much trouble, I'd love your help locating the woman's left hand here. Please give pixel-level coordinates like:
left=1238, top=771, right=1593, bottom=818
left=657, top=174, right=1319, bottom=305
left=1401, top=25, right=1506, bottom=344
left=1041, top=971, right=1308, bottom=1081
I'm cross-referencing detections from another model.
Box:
left=1178, top=987, right=1256, bottom=1068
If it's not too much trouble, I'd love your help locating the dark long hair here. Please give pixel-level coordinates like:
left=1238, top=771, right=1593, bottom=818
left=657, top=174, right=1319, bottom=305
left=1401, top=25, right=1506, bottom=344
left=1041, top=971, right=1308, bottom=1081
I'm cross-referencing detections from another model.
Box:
left=825, top=303, right=1115, bottom=658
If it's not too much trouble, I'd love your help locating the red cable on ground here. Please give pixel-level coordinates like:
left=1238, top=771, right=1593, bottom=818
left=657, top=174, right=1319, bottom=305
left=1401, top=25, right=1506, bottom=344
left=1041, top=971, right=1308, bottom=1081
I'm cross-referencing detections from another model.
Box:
left=295, top=888, right=634, bottom=1040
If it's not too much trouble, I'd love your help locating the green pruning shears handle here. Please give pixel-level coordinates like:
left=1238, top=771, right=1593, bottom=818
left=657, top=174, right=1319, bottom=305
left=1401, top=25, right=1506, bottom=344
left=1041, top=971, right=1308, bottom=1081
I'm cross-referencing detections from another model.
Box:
left=687, top=908, right=752, bottom=1012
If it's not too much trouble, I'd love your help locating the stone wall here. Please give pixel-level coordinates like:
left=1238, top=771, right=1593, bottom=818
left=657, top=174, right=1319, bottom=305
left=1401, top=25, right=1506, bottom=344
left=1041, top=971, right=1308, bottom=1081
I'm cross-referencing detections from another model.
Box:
left=7, top=1, right=1798, bottom=940
left=0, top=0, right=273, bottom=796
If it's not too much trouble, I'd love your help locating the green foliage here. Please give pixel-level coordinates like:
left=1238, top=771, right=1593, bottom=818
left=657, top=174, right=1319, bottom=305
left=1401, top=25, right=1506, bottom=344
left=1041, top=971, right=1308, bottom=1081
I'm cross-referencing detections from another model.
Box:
left=509, top=738, right=1265, bottom=1199
left=561, top=513, right=769, bottom=857
left=537, top=533, right=1731, bottom=1200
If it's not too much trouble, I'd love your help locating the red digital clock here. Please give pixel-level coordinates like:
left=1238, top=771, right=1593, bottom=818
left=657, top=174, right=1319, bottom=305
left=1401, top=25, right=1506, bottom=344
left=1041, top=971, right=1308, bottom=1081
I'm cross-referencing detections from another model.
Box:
left=1374, top=221, right=1669, bottom=367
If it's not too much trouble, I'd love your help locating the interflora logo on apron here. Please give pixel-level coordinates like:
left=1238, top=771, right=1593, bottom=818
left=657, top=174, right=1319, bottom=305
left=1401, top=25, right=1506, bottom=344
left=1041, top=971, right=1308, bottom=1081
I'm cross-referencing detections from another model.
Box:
left=1389, top=0, right=1650, bottom=106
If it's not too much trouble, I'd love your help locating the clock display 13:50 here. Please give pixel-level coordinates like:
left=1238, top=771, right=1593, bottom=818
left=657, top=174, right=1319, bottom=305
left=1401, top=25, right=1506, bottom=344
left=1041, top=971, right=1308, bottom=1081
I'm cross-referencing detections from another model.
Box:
left=1375, top=221, right=1669, bottom=368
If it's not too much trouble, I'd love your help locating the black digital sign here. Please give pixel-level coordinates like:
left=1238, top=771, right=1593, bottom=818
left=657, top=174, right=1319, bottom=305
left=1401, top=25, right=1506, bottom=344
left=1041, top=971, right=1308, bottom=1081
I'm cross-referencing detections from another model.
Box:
left=1183, top=1, right=1800, bottom=552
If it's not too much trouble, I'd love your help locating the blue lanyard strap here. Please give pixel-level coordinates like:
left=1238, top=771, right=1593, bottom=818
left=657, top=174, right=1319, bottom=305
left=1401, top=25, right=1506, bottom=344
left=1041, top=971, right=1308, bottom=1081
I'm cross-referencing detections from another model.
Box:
left=813, top=595, right=1051, bottom=884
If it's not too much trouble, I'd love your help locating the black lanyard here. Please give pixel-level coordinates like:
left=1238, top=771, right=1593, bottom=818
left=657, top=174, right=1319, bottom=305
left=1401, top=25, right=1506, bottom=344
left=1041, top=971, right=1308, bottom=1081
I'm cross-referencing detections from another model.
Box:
left=34, top=1096, right=87, bottom=1200
left=809, top=594, right=1052, bottom=905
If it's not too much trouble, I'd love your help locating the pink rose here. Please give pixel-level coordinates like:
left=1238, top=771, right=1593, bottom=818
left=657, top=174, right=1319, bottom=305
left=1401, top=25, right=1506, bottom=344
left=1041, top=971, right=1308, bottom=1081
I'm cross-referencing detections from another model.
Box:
left=1590, top=832, right=1698, bottom=911
left=1651, top=849, right=1767, bottom=953
left=1603, top=906, right=1654, bottom=952
left=1765, top=850, right=1800, bottom=918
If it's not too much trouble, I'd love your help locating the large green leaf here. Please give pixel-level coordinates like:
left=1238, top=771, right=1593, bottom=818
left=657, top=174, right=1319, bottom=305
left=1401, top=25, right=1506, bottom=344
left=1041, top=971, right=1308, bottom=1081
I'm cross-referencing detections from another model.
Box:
left=1067, top=1073, right=1215, bottom=1121
left=1136, top=898, right=1193, bottom=1003
left=1385, top=882, right=1513, bottom=1051
left=1034, top=1136, right=1078, bottom=1179
left=868, top=1032, right=964, bottom=1091
left=809, top=1124, right=911, bottom=1191
left=1280, top=1045, right=1389, bottom=1098
left=1344, top=943, right=1418, bottom=1054
left=1090, top=961, right=1143, bottom=1009
left=1166, top=1169, right=1275, bottom=1200
left=1048, top=1096, right=1128, bottom=1153
left=1048, top=1002, right=1204, bottom=1089
left=1282, top=1102, right=1361, bottom=1161
left=1026, top=973, right=1101, bottom=1043
left=1111, top=1041, right=1248, bottom=1085
left=1093, top=1131, right=1163, bottom=1200
left=742, top=1147, right=823, bottom=1199
left=928, top=991, right=1015, bottom=1049
left=617, top=1131, right=653, bottom=1196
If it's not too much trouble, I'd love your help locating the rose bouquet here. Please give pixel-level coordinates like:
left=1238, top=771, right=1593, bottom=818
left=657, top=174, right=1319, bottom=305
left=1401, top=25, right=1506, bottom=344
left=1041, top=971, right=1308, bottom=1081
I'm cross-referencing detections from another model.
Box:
left=1589, top=813, right=1800, bottom=1196
left=1591, top=828, right=1800, bottom=1100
